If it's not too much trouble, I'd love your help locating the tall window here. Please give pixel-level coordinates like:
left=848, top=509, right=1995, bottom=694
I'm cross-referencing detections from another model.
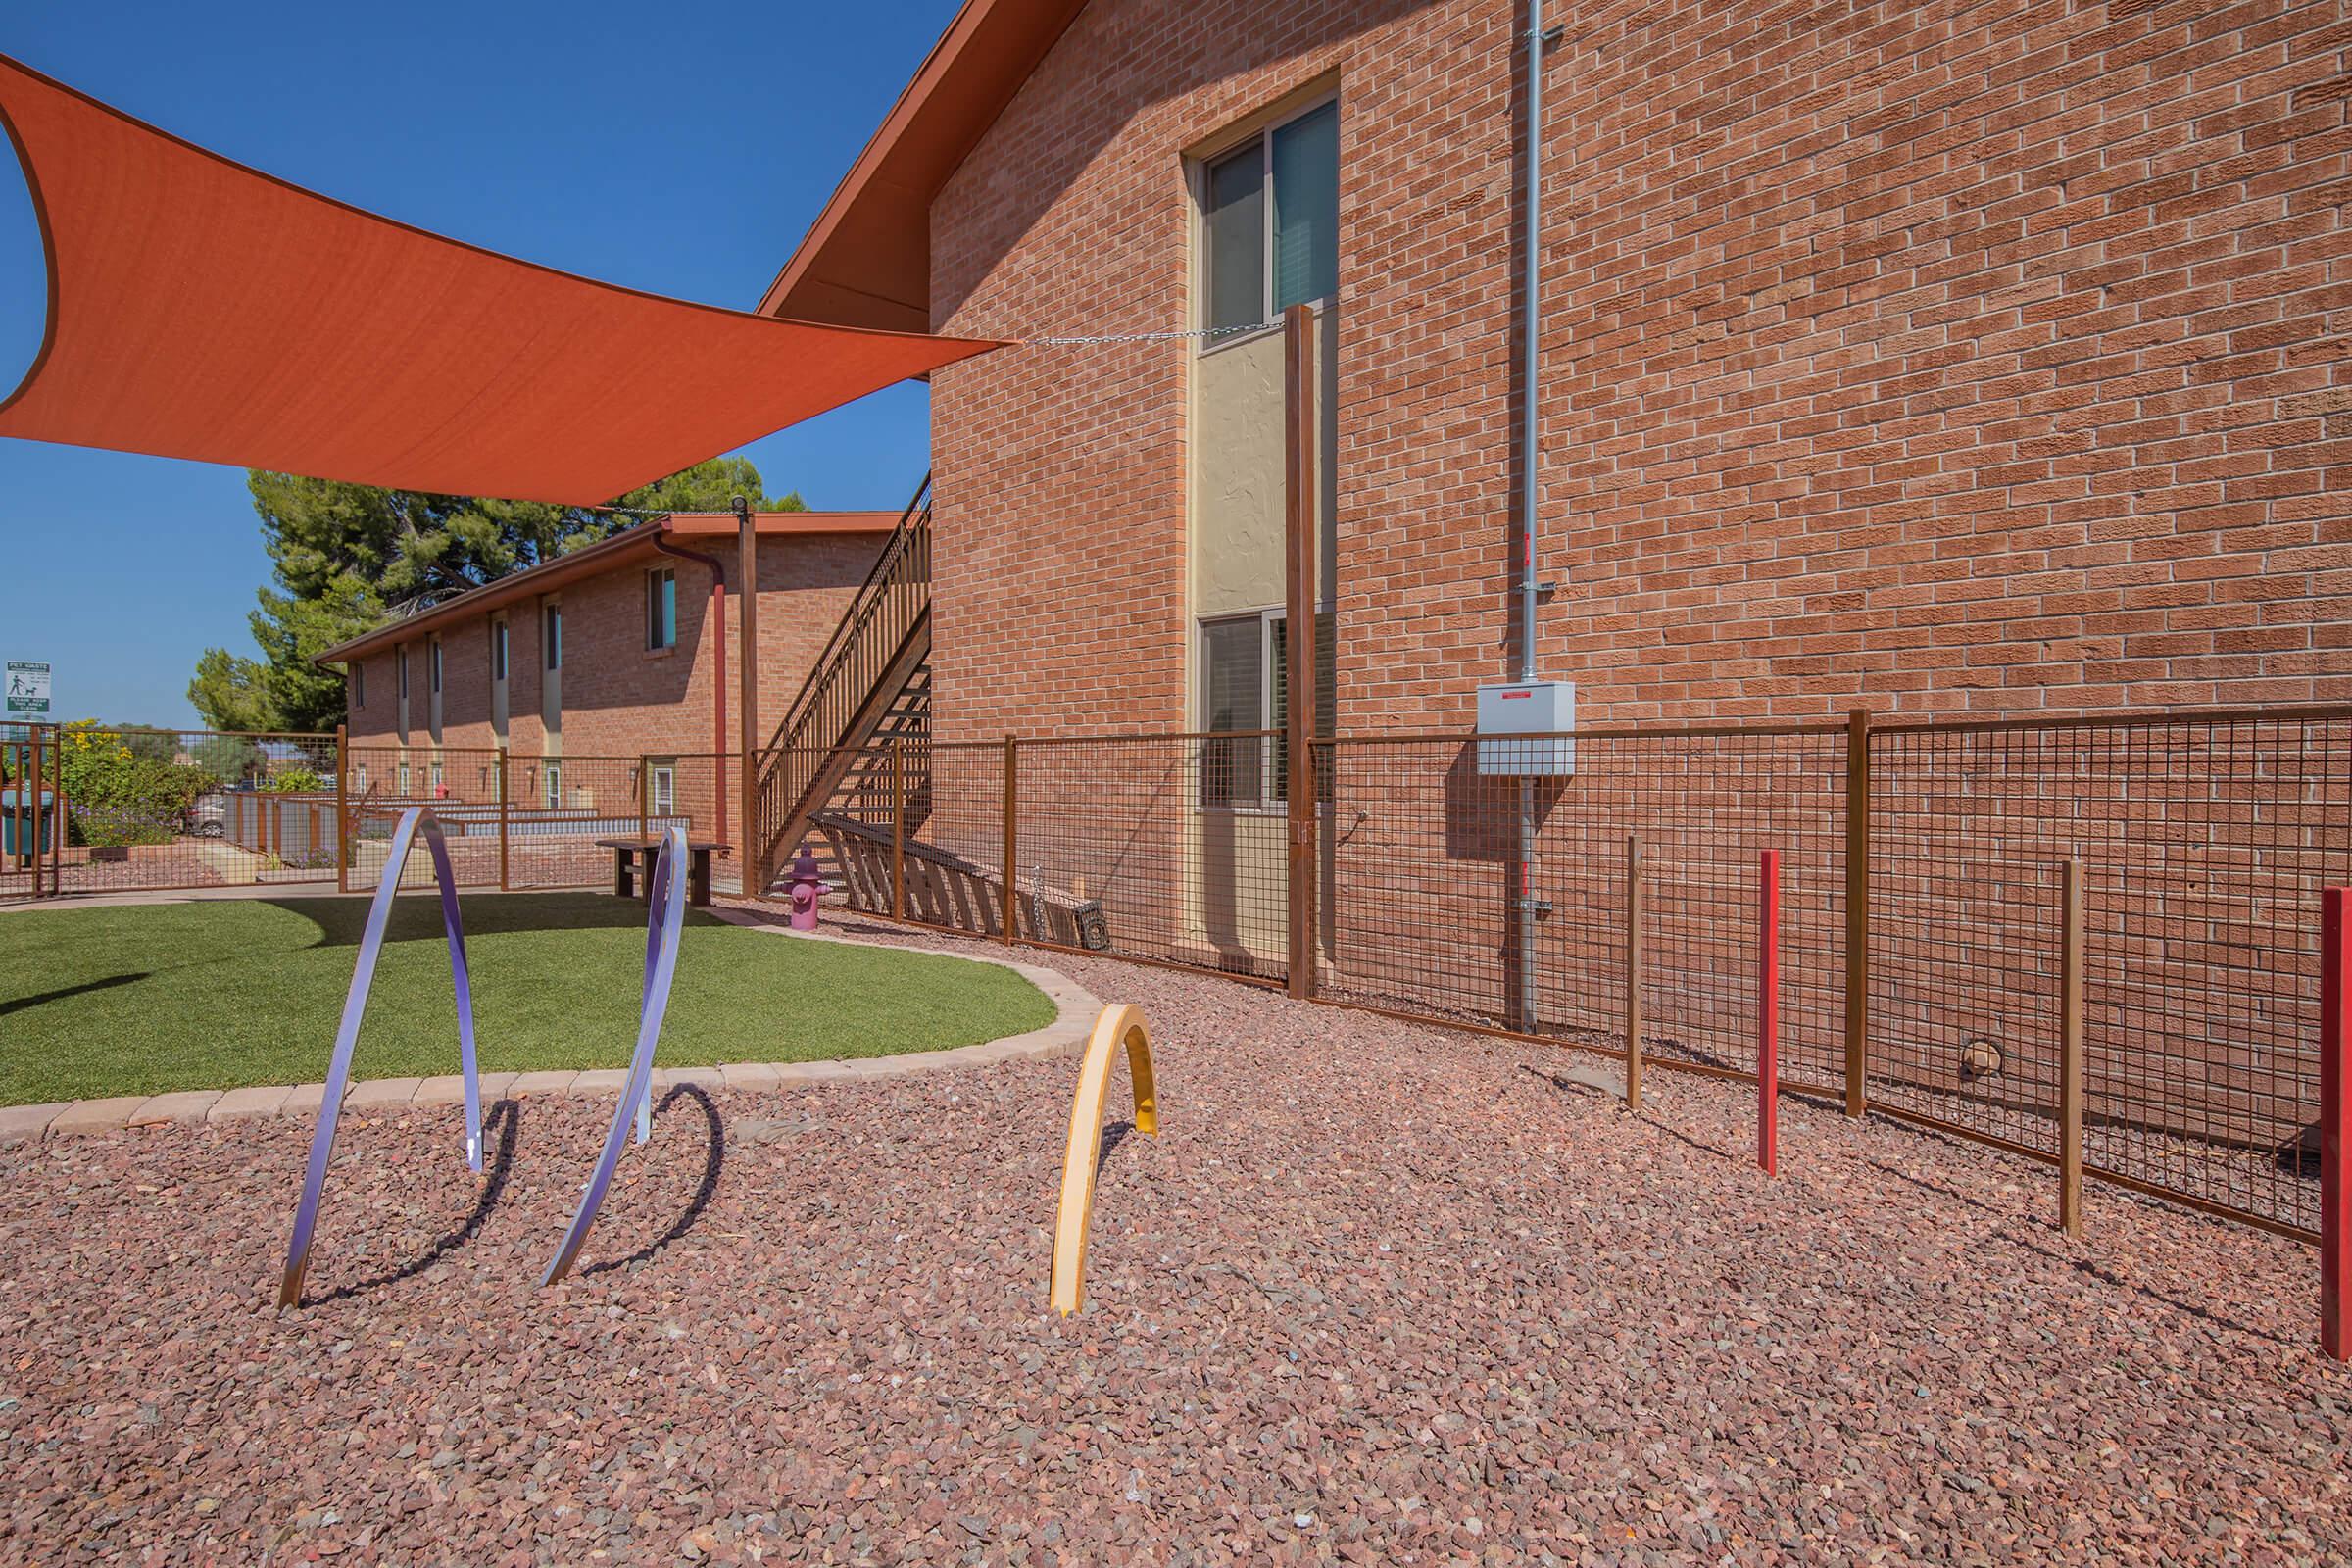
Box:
left=397, top=648, right=409, bottom=700
left=1200, top=98, right=1338, bottom=333
left=543, top=762, right=564, bottom=811
left=429, top=639, right=442, bottom=694
left=647, top=566, right=677, bottom=650
left=491, top=619, right=508, bottom=681
left=1198, top=609, right=1334, bottom=808
left=544, top=604, right=563, bottom=670
left=648, top=759, right=676, bottom=816
left=352, top=662, right=365, bottom=708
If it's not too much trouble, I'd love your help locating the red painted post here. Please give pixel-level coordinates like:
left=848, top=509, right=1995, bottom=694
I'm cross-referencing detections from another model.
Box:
left=1758, top=849, right=1781, bottom=1177
left=2323, top=885, right=2349, bottom=1361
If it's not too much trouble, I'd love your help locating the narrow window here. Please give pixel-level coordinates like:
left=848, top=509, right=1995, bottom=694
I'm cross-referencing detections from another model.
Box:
left=1271, top=100, right=1339, bottom=311
left=649, top=760, right=675, bottom=816
left=544, top=762, right=563, bottom=810
left=1199, top=614, right=1264, bottom=807
left=1199, top=97, right=1338, bottom=335
left=352, top=662, right=365, bottom=708
left=545, top=604, right=563, bottom=669
left=429, top=639, right=443, bottom=694
left=1202, top=143, right=1265, bottom=332
left=397, top=649, right=409, bottom=700
left=397, top=761, right=410, bottom=796
left=429, top=760, right=444, bottom=795
left=647, top=567, right=677, bottom=650
left=491, top=620, right=508, bottom=681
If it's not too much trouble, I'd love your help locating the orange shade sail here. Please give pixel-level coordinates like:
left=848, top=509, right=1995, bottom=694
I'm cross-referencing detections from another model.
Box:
left=0, top=54, right=1002, bottom=506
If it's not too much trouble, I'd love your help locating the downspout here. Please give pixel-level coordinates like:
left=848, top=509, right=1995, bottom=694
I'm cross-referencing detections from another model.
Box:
left=652, top=527, right=728, bottom=846
left=1514, top=0, right=1562, bottom=1033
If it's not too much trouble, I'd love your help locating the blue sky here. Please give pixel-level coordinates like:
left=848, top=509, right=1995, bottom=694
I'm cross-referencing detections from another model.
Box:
left=0, top=0, right=961, bottom=727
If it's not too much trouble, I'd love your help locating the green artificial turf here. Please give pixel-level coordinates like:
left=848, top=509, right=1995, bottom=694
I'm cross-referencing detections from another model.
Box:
left=0, top=894, right=1056, bottom=1105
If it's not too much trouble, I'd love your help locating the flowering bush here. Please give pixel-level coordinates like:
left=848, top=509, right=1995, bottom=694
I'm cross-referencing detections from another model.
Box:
left=55, top=722, right=213, bottom=847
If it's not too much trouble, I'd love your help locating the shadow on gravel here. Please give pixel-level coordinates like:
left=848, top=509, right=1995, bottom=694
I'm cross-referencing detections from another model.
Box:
left=1863, top=1155, right=2293, bottom=1346
left=582, top=1083, right=724, bottom=1277
left=308, top=1100, right=521, bottom=1306
left=1097, top=1119, right=1137, bottom=1174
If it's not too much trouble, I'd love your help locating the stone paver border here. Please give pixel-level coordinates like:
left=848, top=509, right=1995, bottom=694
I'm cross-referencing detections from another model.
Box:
left=0, top=912, right=1100, bottom=1147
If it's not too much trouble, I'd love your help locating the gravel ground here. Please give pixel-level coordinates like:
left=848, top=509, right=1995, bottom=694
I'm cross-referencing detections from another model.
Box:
left=2, top=917, right=2346, bottom=1566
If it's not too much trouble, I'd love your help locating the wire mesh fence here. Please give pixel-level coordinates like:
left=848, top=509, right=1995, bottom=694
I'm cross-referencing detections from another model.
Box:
left=9, top=706, right=2348, bottom=1240
left=763, top=706, right=2348, bottom=1240
left=1, top=725, right=340, bottom=897
left=1868, top=710, right=2352, bottom=1235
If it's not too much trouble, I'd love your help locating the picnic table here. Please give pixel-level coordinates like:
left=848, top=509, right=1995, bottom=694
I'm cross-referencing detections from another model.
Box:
left=596, top=836, right=723, bottom=908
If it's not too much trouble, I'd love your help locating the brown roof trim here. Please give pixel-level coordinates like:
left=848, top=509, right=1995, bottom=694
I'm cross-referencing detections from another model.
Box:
left=662, top=509, right=899, bottom=538
left=756, top=0, right=1092, bottom=332
left=316, top=512, right=899, bottom=663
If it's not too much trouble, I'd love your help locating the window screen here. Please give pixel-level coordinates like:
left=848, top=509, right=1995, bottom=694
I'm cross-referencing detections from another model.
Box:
left=1271, top=101, right=1338, bottom=311
left=1202, top=143, right=1265, bottom=332
left=1200, top=615, right=1264, bottom=806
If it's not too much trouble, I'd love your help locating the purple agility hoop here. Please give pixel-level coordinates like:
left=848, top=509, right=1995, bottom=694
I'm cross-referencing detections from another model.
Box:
left=540, top=822, right=690, bottom=1285
left=278, top=807, right=481, bottom=1308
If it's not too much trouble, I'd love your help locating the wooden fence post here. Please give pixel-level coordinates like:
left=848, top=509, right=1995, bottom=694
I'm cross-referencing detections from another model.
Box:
left=1759, top=848, right=1781, bottom=1176
left=1002, top=736, right=1018, bottom=945
left=1844, top=708, right=1871, bottom=1117
left=2059, top=857, right=2084, bottom=1238
left=1625, top=835, right=1643, bottom=1109
left=496, top=749, right=511, bottom=892
left=2322, top=885, right=2348, bottom=1360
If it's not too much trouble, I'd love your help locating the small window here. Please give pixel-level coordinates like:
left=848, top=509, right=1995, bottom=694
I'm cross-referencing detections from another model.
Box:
left=649, top=760, right=675, bottom=816
left=1200, top=98, right=1338, bottom=335
left=354, top=764, right=368, bottom=792
left=491, top=620, right=508, bottom=682
left=352, top=663, right=365, bottom=708
left=397, top=648, right=409, bottom=700
left=544, top=605, right=563, bottom=670
left=429, top=760, right=444, bottom=795
left=647, top=567, right=677, bottom=650
left=544, top=762, right=563, bottom=811
left=397, top=761, right=411, bottom=796
left=429, top=639, right=443, bottom=694
left=1199, top=614, right=1264, bottom=807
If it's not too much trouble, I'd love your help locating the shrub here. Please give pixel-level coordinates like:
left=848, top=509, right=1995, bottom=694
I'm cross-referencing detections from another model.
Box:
left=55, top=722, right=212, bottom=847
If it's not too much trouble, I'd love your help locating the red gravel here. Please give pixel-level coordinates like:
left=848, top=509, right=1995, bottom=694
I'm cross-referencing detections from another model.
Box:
left=2, top=922, right=2346, bottom=1565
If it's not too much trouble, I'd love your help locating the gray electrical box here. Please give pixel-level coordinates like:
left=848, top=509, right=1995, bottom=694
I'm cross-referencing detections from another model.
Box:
left=1476, top=680, right=1576, bottom=776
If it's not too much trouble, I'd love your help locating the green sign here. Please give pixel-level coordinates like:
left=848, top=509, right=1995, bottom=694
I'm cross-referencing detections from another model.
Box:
left=5, top=661, right=50, bottom=717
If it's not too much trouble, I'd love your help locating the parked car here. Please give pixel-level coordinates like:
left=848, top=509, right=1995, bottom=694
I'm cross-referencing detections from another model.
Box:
left=187, top=792, right=226, bottom=838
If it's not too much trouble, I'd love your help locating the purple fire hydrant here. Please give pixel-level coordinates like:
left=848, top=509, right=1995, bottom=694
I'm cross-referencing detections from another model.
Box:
left=786, top=842, right=830, bottom=930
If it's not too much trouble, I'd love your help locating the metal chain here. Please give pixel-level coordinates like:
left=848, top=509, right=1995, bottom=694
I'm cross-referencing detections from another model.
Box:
left=1017, top=320, right=1276, bottom=346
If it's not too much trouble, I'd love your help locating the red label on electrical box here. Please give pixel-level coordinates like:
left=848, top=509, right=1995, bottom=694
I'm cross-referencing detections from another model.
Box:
left=1499, top=690, right=1532, bottom=699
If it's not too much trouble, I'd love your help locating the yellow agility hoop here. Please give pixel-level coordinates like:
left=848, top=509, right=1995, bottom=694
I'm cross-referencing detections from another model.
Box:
left=1049, top=1004, right=1159, bottom=1315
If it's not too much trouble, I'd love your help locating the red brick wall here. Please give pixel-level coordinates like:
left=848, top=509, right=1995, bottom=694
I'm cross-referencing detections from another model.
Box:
left=342, top=533, right=885, bottom=760
left=926, top=0, right=2351, bottom=738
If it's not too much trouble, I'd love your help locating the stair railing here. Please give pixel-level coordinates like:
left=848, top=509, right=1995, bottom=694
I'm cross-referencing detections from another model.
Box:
left=749, top=473, right=933, bottom=881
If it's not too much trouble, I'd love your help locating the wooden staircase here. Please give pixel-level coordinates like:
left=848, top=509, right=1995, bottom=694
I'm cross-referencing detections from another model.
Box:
left=748, top=476, right=933, bottom=891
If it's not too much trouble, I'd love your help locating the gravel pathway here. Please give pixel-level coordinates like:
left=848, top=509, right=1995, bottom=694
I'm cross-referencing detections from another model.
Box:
left=2, top=918, right=2345, bottom=1565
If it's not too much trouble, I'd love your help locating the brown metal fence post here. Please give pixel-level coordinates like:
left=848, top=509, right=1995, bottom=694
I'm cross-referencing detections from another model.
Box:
left=1284, top=300, right=1320, bottom=1002
left=2321, top=885, right=2348, bottom=1360
left=1844, top=707, right=1871, bottom=1117
left=637, top=754, right=650, bottom=843
left=2059, top=857, right=2085, bottom=1238
left=1002, top=736, right=1018, bottom=945
left=334, top=725, right=349, bottom=893
left=1625, top=835, right=1643, bottom=1109
left=496, top=749, right=511, bottom=892
left=890, top=736, right=906, bottom=923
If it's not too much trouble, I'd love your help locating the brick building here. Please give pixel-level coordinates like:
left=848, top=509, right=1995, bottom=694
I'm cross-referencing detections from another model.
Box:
left=729, top=0, right=2352, bottom=1173
left=763, top=0, right=2347, bottom=741
left=324, top=510, right=896, bottom=850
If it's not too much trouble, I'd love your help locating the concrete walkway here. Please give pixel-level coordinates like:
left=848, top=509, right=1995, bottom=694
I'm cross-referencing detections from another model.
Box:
left=0, top=912, right=1102, bottom=1146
